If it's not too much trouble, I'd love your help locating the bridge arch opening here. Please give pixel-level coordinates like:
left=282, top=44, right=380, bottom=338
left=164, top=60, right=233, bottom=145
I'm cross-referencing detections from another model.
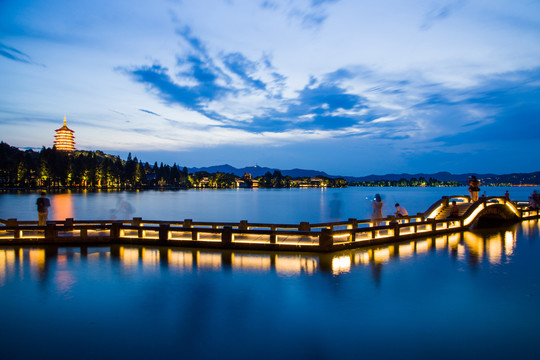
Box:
left=470, top=204, right=520, bottom=229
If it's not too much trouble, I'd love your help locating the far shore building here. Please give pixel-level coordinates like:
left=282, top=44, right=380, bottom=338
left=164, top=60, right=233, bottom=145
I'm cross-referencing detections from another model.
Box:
left=236, top=173, right=259, bottom=188
left=54, top=116, right=75, bottom=151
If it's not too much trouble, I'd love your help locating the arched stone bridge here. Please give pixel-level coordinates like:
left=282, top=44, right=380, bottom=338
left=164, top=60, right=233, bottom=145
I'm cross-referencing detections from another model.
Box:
left=424, top=195, right=522, bottom=228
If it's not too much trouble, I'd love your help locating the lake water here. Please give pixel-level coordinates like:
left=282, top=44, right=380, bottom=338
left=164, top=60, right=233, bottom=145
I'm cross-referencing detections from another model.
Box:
left=1, top=187, right=540, bottom=360
left=0, top=186, right=536, bottom=224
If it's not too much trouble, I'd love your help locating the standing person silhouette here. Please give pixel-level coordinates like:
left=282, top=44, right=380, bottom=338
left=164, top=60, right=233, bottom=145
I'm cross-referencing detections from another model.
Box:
left=468, top=176, right=481, bottom=202
left=36, top=191, right=51, bottom=226
left=371, top=194, right=383, bottom=226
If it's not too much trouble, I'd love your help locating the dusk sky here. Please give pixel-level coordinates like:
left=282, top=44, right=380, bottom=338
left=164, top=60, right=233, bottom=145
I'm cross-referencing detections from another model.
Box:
left=1, top=0, right=539, bottom=176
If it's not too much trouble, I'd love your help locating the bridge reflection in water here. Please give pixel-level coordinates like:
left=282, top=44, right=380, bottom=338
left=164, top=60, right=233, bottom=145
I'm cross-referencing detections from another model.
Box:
left=2, top=221, right=536, bottom=285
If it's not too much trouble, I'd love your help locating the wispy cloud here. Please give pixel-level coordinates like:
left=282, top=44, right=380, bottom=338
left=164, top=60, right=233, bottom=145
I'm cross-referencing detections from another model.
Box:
left=421, top=0, right=465, bottom=30
left=0, top=42, right=33, bottom=64
left=139, top=109, right=161, bottom=116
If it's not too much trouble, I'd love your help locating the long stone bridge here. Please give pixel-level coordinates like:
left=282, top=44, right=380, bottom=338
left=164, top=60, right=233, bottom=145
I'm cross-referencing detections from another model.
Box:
left=0, top=195, right=538, bottom=252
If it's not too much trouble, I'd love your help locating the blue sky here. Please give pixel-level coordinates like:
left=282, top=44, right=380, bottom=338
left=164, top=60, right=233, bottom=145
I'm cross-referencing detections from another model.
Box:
left=1, top=0, right=539, bottom=176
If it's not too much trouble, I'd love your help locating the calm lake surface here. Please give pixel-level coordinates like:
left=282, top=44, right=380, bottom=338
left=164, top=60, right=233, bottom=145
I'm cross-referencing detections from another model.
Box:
left=0, top=186, right=536, bottom=223
left=1, top=187, right=539, bottom=359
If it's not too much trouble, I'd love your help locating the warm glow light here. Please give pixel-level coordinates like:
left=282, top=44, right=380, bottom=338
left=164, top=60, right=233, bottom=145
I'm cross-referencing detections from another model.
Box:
left=448, top=233, right=461, bottom=249
left=54, top=116, right=75, bottom=151
left=168, top=250, right=193, bottom=270
left=426, top=203, right=444, bottom=219
left=457, top=243, right=466, bottom=261
left=463, top=232, right=483, bottom=258
left=275, top=255, right=317, bottom=275
left=504, top=231, right=515, bottom=256
left=332, top=255, right=351, bottom=274
left=463, top=203, right=485, bottom=226
left=0, top=249, right=16, bottom=286
left=197, top=251, right=222, bottom=269
left=416, top=240, right=430, bottom=254
left=119, top=247, right=139, bottom=270
left=398, top=242, right=414, bottom=259
left=51, top=194, right=74, bottom=221
left=435, top=236, right=447, bottom=250
left=232, top=254, right=272, bottom=271
left=354, top=251, right=370, bottom=264
left=29, top=249, right=45, bottom=275
left=486, top=233, right=502, bottom=265
left=142, top=248, right=160, bottom=268
left=373, top=247, right=391, bottom=263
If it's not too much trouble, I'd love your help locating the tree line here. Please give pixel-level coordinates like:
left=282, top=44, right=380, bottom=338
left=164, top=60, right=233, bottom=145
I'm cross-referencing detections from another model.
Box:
left=349, top=178, right=460, bottom=187
left=0, top=141, right=458, bottom=189
left=0, top=142, right=348, bottom=189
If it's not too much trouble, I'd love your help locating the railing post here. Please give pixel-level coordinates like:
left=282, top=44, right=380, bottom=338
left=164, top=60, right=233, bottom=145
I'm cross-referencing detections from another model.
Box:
left=7, top=219, right=19, bottom=239
left=299, top=222, right=310, bottom=231
left=65, top=218, right=74, bottom=230
left=348, top=218, right=357, bottom=241
left=159, top=223, right=170, bottom=244
left=239, top=220, right=248, bottom=230
left=270, top=225, right=277, bottom=244
left=222, top=226, right=233, bottom=245
left=442, top=196, right=449, bottom=207
left=183, top=219, right=193, bottom=228
left=110, top=221, right=121, bottom=240
left=132, top=217, right=143, bottom=238
left=45, top=222, right=56, bottom=241
left=319, top=228, right=333, bottom=251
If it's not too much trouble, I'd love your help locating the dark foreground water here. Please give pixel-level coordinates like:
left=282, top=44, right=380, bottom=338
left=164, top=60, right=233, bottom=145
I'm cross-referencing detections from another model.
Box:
left=1, top=220, right=540, bottom=360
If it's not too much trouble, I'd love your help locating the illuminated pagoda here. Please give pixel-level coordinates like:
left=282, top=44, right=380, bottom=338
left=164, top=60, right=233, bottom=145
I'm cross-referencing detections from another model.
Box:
left=54, top=115, right=76, bottom=151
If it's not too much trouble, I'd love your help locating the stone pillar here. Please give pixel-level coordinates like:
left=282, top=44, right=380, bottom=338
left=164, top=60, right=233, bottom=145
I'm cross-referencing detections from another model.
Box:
left=319, top=228, right=333, bottom=251
left=65, top=218, right=74, bottom=230
left=45, top=222, right=56, bottom=241
left=299, top=222, right=310, bottom=231
left=222, top=226, right=233, bottom=246
left=110, top=222, right=121, bottom=240
left=159, top=223, right=170, bottom=244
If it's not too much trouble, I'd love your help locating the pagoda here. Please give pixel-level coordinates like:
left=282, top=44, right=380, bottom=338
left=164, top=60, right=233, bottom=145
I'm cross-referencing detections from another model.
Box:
left=54, top=116, right=76, bottom=151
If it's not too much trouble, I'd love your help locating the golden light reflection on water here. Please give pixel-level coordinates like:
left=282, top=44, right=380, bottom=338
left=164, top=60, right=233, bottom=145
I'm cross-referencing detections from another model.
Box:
left=0, top=222, right=533, bottom=281
left=332, top=255, right=351, bottom=274
left=197, top=251, right=222, bottom=270
left=168, top=249, right=193, bottom=270
left=142, top=248, right=160, bottom=269
left=50, top=193, right=74, bottom=221
left=275, top=255, right=317, bottom=275
left=0, top=249, right=16, bottom=286
left=232, top=253, right=271, bottom=272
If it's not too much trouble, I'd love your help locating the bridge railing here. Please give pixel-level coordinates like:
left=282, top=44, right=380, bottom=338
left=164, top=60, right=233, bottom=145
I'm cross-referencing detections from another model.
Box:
left=1, top=196, right=538, bottom=251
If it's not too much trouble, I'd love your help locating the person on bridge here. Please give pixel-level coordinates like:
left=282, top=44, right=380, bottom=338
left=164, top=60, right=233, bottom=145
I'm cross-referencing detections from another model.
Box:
left=36, top=191, right=51, bottom=226
left=394, top=203, right=408, bottom=217
left=447, top=201, right=460, bottom=219
left=529, top=197, right=539, bottom=210
left=505, top=190, right=510, bottom=201
left=468, top=176, right=481, bottom=202
left=371, top=194, right=383, bottom=226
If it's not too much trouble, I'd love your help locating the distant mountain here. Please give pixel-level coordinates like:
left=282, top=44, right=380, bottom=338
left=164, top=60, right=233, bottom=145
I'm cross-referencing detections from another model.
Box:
left=188, top=164, right=331, bottom=178
left=187, top=164, right=540, bottom=185
left=343, top=171, right=540, bottom=185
